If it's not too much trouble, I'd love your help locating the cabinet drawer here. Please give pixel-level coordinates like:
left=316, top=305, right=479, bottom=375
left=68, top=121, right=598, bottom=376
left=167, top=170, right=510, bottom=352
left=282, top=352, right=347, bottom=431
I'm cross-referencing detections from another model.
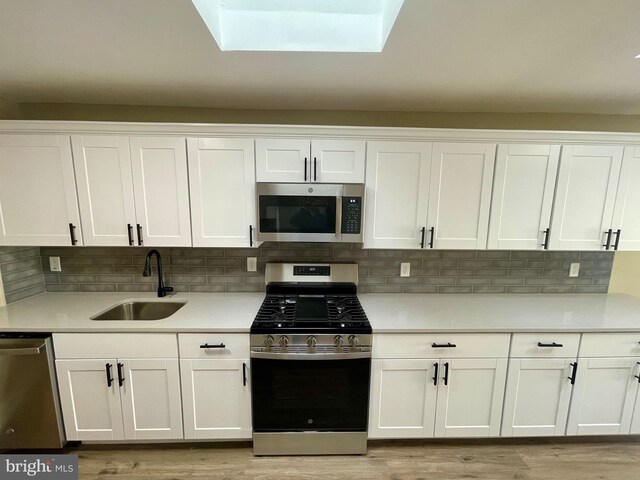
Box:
left=373, top=333, right=510, bottom=359
left=510, top=333, right=580, bottom=358
left=53, top=333, right=178, bottom=359
left=579, top=333, right=640, bottom=357
left=178, top=334, right=249, bottom=359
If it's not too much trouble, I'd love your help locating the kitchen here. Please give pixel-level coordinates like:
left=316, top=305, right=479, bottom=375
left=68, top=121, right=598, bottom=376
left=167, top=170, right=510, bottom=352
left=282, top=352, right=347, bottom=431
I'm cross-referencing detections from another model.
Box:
left=1, top=1, right=640, bottom=479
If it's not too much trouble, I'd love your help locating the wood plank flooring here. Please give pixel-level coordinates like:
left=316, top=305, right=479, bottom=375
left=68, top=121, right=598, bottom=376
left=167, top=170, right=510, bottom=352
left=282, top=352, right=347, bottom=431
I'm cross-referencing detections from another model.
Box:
left=65, top=438, right=640, bottom=480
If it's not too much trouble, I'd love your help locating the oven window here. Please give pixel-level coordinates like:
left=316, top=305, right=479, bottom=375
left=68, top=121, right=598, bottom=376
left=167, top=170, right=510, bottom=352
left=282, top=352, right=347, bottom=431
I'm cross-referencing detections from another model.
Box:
left=259, top=196, right=337, bottom=234
left=251, top=357, right=370, bottom=432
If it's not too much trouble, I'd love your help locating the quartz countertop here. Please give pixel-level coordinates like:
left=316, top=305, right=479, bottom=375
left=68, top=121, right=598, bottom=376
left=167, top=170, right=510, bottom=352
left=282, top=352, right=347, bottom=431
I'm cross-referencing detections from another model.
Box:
left=0, top=292, right=639, bottom=334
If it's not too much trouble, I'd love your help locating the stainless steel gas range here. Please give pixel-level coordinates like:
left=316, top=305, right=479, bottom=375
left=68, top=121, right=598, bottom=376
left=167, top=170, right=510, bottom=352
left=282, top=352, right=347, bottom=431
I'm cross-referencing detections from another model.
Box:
left=250, top=263, right=372, bottom=456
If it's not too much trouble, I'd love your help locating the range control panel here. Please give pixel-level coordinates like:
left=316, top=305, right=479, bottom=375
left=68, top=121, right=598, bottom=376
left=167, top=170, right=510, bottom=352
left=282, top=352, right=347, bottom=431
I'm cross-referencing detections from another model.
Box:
left=341, top=197, right=362, bottom=234
left=293, top=265, right=331, bottom=276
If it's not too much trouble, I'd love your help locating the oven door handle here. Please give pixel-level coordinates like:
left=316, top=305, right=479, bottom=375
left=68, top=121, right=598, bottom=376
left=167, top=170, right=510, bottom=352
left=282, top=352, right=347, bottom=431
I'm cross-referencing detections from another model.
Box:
left=335, top=196, right=343, bottom=238
left=250, top=351, right=371, bottom=360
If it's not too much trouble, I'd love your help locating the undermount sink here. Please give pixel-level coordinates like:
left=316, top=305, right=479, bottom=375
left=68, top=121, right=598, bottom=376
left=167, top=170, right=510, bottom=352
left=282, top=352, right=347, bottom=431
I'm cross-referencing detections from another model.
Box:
left=91, top=301, right=187, bottom=321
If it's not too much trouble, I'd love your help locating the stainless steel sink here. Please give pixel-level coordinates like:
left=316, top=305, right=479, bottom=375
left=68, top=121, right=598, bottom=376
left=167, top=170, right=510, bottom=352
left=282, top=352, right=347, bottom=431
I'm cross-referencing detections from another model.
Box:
left=91, top=301, right=187, bottom=321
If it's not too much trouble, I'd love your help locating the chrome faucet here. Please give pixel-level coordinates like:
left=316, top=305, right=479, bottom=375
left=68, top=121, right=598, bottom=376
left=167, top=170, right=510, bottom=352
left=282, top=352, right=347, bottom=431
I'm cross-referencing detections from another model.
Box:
left=143, top=249, right=173, bottom=298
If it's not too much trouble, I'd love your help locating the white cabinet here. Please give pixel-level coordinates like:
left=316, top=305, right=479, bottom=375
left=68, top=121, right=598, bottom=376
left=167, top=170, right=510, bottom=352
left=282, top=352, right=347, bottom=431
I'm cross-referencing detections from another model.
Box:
left=256, top=138, right=365, bottom=183
left=179, top=334, right=252, bottom=440
left=187, top=138, right=257, bottom=247
left=364, top=141, right=432, bottom=249
left=549, top=145, right=624, bottom=251
left=487, top=144, right=560, bottom=250
left=72, top=136, right=191, bottom=247
left=611, top=147, right=640, bottom=250
left=0, top=134, right=83, bottom=246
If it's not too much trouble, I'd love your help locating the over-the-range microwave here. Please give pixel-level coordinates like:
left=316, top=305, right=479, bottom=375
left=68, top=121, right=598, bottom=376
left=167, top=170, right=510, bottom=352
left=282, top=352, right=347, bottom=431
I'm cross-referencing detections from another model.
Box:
left=256, top=183, right=364, bottom=243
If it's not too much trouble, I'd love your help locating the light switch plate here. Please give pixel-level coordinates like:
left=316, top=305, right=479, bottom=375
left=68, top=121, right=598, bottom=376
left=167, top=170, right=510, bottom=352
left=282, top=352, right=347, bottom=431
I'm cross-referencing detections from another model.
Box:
left=569, top=263, right=580, bottom=277
left=400, top=262, right=410, bottom=277
left=247, top=257, right=257, bottom=272
left=49, top=256, right=62, bottom=272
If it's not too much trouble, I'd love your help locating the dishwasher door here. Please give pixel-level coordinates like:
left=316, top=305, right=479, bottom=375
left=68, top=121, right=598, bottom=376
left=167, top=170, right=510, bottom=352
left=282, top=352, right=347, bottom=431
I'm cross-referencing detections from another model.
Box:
left=0, top=335, right=65, bottom=449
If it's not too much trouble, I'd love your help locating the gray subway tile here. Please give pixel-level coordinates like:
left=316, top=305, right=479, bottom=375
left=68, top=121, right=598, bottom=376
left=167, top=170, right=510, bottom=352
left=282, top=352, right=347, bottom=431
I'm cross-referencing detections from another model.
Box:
left=405, top=250, right=442, bottom=259
left=59, top=275, right=97, bottom=284
left=491, top=277, right=525, bottom=285
left=5, top=284, right=45, bottom=303
left=189, top=285, right=226, bottom=293
left=387, top=277, right=421, bottom=285
left=403, top=286, right=438, bottom=293
left=511, top=251, right=547, bottom=259
left=3, top=276, right=45, bottom=294
left=409, top=268, right=440, bottom=276
left=422, top=260, right=458, bottom=268
left=96, top=275, right=134, bottom=284
left=207, top=276, right=243, bottom=284
left=575, top=285, right=609, bottom=293
left=509, top=269, right=543, bottom=276
left=368, top=285, right=403, bottom=293
left=170, top=275, right=206, bottom=284
left=475, top=269, right=509, bottom=276
left=506, top=286, right=541, bottom=294
left=187, top=248, right=224, bottom=257
left=541, top=286, right=576, bottom=294
left=369, top=250, right=405, bottom=259
left=360, top=277, right=387, bottom=284
left=46, top=284, right=79, bottom=292
left=545, top=251, right=580, bottom=260
left=438, top=286, right=473, bottom=294
left=206, top=258, right=245, bottom=267
left=558, top=278, right=593, bottom=285
left=476, top=251, right=511, bottom=259
left=422, top=277, right=456, bottom=285
left=1, top=266, right=43, bottom=283
left=369, top=268, right=402, bottom=277
left=1, top=257, right=42, bottom=273
left=457, top=260, right=495, bottom=269
left=442, top=251, right=476, bottom=259
left=524, top=278, right=559, bottom=286
left=440, top=269, right=475, bottom=277
left=226, top=285, right=264, bottom=292
left=527, top=260, right=563, bottom=269
left=78, top=284, right=117, bottom=292
left=456, top=278, right=491, bottom=286
left=116, top=284, right=155, bottom=292
left=473, top=286, right=507, bottom=294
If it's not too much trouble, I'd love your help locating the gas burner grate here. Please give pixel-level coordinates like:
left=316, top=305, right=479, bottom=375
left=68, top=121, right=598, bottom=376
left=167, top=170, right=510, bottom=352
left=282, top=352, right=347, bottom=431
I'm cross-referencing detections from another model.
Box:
left=326, top=295, right=368, bottom=324
left=255, top=295, right=297, bottom=323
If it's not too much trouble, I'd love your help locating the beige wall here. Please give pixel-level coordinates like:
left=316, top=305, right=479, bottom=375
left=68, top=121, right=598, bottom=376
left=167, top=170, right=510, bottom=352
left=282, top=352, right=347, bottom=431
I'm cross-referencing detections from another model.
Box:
left=608, top=253, right=640, bottom=297
left=0, top=96, right=20, bottom=119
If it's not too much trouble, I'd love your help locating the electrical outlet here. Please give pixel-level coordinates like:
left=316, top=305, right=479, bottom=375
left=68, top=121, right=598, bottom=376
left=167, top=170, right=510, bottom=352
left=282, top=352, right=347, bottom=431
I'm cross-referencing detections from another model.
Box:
left=247, top=257, right=257, bottom=272
left=400, top=262, right=410, bottom=277
left=569, top=263, right=580, bottom=277
left=49, top=256, right=62, bottom=272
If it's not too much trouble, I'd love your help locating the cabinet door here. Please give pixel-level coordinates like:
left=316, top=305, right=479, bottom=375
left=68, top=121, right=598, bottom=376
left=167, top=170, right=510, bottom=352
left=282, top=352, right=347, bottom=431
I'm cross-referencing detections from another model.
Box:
left=55, top=359, right=124, bottom=441
left=549, top=145, right=623, bottom=250
left=71, top=136, right=137, bottom=246
left=368, top=359, right=438, bottom=438
left=255, top=139, right=310, bottom=182
left=310, top=140, right=365, bottom=183
left=566, top=357, right=639, bottom=435
left=0, top=135, right=82, bottom=246
left=130, top=137, right=192, bottom=246
left=611, top=147, right=640, bottom=251
left=187, top=138, right=257, bottom=247
left=364, top=142, right=432, bottom=249
left=434, top=358, right=507, bottom=437
left=488, top=144, right=560, bottom=250
left=119, top=358, right=183, bottom=440
left=501, top=358, right=574, bottom=437
left=180, top=359, right=252, bottom=439
left=428, top=143, right=496, bottom=249
left=629, top=362, right=640, bottom=434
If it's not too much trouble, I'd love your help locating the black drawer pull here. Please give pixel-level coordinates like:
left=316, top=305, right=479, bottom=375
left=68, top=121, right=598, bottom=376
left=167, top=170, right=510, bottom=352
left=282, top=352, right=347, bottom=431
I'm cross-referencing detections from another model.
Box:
left=568, top=362, right=578, bottom=385
left=243, top=362, right=248, bottom=386
left=117, top=362, right=125, bottom=387
left=69, top=223, right=78, bottom=245
left=420, top=227, right=426, bottom=249
left=304, top=157, right=307, bottom=181
left=428, top=227, right=435, bottom=249
left=636, top=362, right=640, bottom=384
left=432, top=362, right=439, bottom=386
left=603, top=229, right=613, bottom=250
left=613, top=229, right=622, bottom=251
left=249, top=225, right=253, bottom=247
left=314, top=157, right=317, bottom=181
left=127, top=224, right=134, bottom=246
left=105, top=363, right=113, bottom=388
left=537, top=342, right=563, bottom=348
left=137, top=224, right=143, bottom=246
left=200, top=343, right=226, bottom=349
left=443, top=362, right=450, bottom=386
left=432, top=342, right=456, bottom=348
left=541, top=227, right=550, bottom=250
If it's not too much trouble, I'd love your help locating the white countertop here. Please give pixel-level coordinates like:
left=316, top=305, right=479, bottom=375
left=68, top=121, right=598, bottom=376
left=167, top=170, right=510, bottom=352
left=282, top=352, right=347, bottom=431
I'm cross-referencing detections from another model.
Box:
left=0, top=292, right=639, bottom=334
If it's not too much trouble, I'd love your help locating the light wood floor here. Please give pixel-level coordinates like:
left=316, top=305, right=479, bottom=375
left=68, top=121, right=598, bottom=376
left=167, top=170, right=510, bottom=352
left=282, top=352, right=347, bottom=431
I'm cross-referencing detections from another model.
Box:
left=67, top=438, right=640, bottom=480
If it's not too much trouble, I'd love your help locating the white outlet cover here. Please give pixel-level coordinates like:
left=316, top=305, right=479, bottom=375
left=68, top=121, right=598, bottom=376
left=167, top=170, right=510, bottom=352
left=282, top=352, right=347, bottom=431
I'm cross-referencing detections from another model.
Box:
left=400, top=262, right=410, bottom=277
left=247, top=257, right=257, bottom=272
left=569, top=263, right=580, bottom=277
left=49, top=256, right=62, bottom=272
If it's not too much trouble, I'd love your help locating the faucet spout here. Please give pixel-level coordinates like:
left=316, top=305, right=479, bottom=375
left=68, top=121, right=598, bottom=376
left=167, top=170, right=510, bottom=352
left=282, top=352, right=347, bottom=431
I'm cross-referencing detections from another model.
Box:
left=143, top=249, right=173, bottom=298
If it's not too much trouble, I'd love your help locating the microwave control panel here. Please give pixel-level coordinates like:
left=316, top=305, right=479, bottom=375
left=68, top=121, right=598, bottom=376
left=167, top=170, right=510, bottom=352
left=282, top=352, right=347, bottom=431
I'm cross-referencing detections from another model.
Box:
left=341, top=197, right=362, bottom=234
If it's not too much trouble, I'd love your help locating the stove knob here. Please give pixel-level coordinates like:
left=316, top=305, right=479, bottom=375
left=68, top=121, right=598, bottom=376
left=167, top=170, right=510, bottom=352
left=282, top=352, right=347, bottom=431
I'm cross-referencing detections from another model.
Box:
left=334, top=335, right=344, bottom=348
left=279, top=336, right=289, bottom=348
left=348, top=335, right=359, bottom=347
left=307, top=336, right=317, bottom=348
left=263, top=335, right=274, bottom=348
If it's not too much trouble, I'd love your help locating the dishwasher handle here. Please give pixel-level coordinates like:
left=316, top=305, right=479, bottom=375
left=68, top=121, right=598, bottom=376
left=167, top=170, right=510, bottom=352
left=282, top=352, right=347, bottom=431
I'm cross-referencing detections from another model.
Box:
left=0, top=343, right=45, bottom=356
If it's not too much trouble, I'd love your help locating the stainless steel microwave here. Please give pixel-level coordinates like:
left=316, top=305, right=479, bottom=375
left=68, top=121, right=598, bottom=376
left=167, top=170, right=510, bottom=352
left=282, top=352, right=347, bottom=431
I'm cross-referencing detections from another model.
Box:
left=256, top=183, right=364, bottom=243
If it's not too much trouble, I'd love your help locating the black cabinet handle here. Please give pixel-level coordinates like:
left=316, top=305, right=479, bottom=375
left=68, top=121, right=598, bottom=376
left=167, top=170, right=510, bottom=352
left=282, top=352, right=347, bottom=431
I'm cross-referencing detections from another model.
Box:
left=613, top=229, right=622, bottom=251
left=105, top=363, right=113, bottom=388
left=249, top=225, right=253, bottom=247
left=127, top=224, right=134, bottom=246
left=432, top=342, right=457, bottom=348
left=117, top=362, right=125, bottom=387
left=541, top=228, right=550, bottom=250
left=420, top=227, right=426, bottom=249
left=443, top=362, right=450, bottom=386
left=68, top=223, right=78, bottom=245
left=603, top=229, right=613, bottom=250
left=432, top=362, right=439, bottom=386
left=538, top=342, right=563, bottom=348
left=314, top=157, right=317, bottom=181
left=200, top=343, right=226, bottom=349
left=428, top=227, right=435, bottom=249
left=137, top=224, right=143, bottom=246
left=568, top=362, right=578, bottom=385
left=304, top=157, right=307, bottom=181
left=243, top=362, right=247, bottom=386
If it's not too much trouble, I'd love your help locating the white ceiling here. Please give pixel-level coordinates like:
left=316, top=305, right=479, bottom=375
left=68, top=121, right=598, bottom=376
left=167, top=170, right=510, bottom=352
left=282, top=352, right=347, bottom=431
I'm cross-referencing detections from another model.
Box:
left=1, top=0, right=640, bottom=114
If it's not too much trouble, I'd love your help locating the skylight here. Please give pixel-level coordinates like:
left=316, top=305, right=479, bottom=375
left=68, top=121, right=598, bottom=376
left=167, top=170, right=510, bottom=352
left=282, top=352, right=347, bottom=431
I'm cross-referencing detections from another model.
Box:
left=191, top=0, right=405, bottom=52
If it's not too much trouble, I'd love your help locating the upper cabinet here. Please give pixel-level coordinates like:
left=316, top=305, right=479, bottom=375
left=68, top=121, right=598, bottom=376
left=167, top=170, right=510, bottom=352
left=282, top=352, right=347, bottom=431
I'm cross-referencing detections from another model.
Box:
left=72, top=136, right=192, bottom=247
left=487, top=144, right=560, bottom=250
left=364, top=141, right=495, bottom=250
left=611, top=147, right=640, bottom=251
left=549, top=145, right=623, bottom=251
left=187, top=138, right=257, bottom=247
left=256, top=138, right=365, bottom=183
left=0, top=135, right=83, bottom=246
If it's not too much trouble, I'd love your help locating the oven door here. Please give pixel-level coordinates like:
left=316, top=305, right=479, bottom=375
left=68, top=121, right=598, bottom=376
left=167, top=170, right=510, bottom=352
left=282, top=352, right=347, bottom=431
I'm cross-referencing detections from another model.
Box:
left=250, top=353, right=371, bottom=433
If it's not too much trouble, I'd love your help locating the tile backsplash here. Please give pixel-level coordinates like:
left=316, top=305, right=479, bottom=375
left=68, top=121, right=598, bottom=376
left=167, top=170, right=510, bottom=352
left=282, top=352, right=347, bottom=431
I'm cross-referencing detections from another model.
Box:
left=0, top=246, right=46, bottom=303
left=40, top=244, right=614, bottom=295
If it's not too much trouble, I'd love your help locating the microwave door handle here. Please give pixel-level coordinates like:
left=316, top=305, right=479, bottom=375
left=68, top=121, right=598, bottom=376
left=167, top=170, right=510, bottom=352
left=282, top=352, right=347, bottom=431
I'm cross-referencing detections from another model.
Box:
left=335, top=197, right=343, bottom=237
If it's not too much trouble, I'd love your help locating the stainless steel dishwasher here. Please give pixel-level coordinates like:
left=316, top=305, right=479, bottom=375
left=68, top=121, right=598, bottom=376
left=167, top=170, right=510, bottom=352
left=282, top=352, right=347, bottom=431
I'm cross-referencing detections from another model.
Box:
left=0, top=334, right=65, bottom=449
